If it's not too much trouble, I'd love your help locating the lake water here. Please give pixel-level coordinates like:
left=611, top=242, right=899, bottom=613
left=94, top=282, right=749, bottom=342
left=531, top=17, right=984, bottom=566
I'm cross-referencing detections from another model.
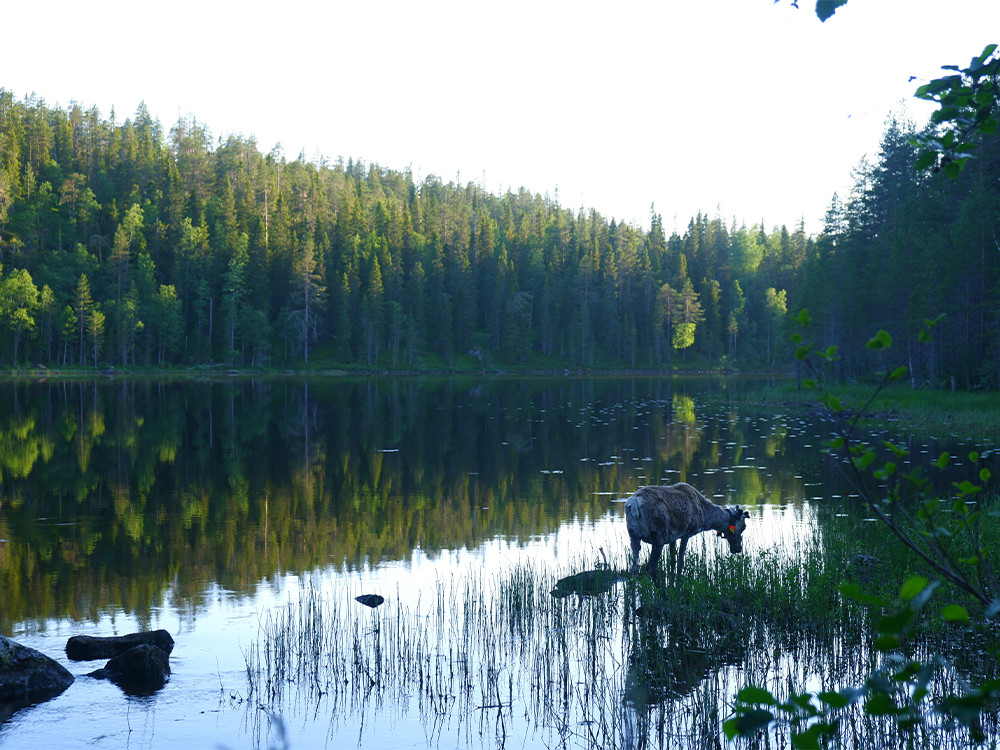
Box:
left=0, top=376, right=996, bottom=749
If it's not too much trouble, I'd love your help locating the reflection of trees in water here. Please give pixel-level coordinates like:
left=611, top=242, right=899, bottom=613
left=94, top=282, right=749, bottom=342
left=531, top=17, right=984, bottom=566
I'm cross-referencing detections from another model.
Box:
left=0, top=377, right=849, bottom=629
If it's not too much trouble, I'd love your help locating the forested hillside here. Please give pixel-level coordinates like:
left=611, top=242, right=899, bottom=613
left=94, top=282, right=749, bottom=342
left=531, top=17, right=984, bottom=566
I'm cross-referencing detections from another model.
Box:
left=0, top=91, right=997, bottom=386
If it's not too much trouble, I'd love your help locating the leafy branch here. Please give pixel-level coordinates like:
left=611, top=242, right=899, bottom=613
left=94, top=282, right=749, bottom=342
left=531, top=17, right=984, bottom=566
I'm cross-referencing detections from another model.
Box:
left=725, top=575, right=1000, bottom=748
left=913, top=44, right=1000, bottom=177
left=784, top=3, right=999, bottom=176
left=724, top=311, right=1000, bottom=748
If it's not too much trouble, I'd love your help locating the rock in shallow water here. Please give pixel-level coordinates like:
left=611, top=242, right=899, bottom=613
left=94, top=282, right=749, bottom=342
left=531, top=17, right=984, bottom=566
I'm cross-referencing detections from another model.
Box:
left=0, top=634, right=74, bottom=705
left=355, top=594, right=385, bottom=608
left=65, top=629, right=175, bottom=661
left=86, top=644, right=171, bottom=694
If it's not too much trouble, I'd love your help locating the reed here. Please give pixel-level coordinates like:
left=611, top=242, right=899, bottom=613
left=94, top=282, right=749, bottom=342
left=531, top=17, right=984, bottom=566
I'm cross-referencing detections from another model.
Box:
left=243, top=536, right=998, bottom=750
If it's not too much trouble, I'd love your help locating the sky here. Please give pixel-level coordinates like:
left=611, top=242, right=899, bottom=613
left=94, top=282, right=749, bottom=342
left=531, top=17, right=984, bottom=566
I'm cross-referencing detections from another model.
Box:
left=2, top=0, right=998, bottom=235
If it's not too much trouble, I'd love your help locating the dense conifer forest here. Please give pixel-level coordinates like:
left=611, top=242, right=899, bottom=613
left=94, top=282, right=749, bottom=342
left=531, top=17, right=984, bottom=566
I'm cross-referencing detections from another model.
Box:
left=0, top=90, right=997, bottom=386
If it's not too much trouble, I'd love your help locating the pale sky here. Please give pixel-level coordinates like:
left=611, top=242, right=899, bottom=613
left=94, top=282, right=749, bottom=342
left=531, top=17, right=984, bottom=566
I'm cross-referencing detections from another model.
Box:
left=3, top=1, right=998, bottom=235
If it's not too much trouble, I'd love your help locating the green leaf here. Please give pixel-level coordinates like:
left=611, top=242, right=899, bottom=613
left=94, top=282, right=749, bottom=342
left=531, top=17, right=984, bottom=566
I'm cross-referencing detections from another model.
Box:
left=735, top=685, right=779, bottom=706
left=899, top=576, right=930, bottom=602
left=941, top=604, right=970, bottom=623
left=933, top=452, right=950, bottom=469
left=815, top=0, right=847, bottom=22
left=954, top=480, right=981, bottom=496
left=914, top=150, right=937, bottom=170
left=888, top=365, right=908, bottom=381
left=791, top=725, right=824, bottom=750
left=875, top=633, right=901, bottom=650
left=853, top=450, right=875, bottom=471
left=865, top=691, right=898, bottom=716
left=725, top=708, right=775, bottom=737
left=874, top=462, right=897, bottom=480
left=818, top=690, right=852, bottom=708
left=883, top=440, right=909, bottom=458
left=866, top=329, right=893, bottom=350
left=840, top=582, right=885, bottom=607
left=878, top=609, right=914, bottom=636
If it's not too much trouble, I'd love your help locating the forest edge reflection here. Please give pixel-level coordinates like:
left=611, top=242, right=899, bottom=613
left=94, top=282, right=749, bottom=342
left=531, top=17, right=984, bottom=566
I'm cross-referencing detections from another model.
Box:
left=1, top=375, right=994, bottom=639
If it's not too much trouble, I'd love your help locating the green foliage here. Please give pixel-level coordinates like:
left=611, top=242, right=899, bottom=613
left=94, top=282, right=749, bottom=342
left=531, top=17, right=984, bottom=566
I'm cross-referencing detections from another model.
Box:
left=0, top=86, right=998, bottom=379
left=726, top=314, right=1000, bottom=747
left=913, top=44, right=1000, bottom=176
left=0, top=91, right=811, bottom=371
left=727, top=576, right=1000, bottom=747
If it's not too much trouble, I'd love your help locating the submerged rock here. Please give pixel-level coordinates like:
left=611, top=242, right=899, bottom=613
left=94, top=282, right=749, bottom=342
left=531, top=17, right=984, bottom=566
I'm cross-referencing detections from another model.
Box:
left=87, top=644, right=171, bottom=694
left=66, top=629, right=174, bottom=661
left=0, top=634, right=74, bottom=705
left=355, top=594, right=385, bottom=608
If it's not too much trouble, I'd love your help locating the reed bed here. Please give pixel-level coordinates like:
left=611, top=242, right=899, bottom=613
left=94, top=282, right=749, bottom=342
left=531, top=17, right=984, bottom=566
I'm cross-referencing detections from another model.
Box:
left=244, top=536, right=998, bottom=750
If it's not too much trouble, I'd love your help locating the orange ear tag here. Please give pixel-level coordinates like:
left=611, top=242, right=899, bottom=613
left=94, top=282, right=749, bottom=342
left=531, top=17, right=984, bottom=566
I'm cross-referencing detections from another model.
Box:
left=729, top=525, right=736, bottom=533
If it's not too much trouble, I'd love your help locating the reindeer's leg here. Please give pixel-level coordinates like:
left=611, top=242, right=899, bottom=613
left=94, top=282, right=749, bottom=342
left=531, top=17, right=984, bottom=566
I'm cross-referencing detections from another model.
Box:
left=666, top=540, right=677, bottom=584
left=647, top=542, right=663, bottom=579
left=675, top=536, right=690, bottom=583
left=629, top=532, right=642, bottom=575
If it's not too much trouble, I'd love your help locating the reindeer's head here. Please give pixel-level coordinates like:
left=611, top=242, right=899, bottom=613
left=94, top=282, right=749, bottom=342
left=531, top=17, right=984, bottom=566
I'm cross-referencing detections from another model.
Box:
left=716, top=507, right=750, bottom=554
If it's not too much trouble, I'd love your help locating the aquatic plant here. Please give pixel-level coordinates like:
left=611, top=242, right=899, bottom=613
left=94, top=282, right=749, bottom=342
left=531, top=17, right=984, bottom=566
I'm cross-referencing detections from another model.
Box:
left=244, top=523, right=1000, bottom=749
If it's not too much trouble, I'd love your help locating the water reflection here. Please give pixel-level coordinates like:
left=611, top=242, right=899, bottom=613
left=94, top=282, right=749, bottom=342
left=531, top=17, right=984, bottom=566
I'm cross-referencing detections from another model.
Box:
left=2, top=376, right=994, bottom=635
left=1, top=376, right=996, bottom=749
left=0, top=376, right=792, bottom=631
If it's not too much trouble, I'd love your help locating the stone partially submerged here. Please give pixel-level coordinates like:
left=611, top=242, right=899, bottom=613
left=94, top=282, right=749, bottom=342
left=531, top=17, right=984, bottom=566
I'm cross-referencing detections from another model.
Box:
left=0, top=634, right=74, bottom=706
left=86, top=644, right=171, bottom=695
left=355, top=594, right=385, bottom=608
left=65, top=629, right=174, bottom=661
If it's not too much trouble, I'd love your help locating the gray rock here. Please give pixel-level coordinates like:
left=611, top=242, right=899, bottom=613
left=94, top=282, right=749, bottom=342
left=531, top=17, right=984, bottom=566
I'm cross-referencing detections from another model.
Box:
left=66, top=629, right=174, bottom=661
left=0, top=634, right=74, bottom=704
left=87, top=644, right=171, bottom=694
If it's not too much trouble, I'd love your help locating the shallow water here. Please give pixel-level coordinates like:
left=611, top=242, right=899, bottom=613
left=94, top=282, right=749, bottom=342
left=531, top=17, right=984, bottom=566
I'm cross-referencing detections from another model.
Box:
left=0, top=376, right=995, bottom=749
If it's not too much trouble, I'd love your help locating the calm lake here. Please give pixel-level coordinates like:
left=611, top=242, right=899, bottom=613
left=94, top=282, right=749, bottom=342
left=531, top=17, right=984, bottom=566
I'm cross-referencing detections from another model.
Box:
left=0, top=376, right=996, bottom=749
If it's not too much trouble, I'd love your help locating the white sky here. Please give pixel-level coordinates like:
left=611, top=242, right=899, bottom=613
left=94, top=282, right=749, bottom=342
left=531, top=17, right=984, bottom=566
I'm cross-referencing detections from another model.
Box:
left=2, top=1, right=998, bottom=235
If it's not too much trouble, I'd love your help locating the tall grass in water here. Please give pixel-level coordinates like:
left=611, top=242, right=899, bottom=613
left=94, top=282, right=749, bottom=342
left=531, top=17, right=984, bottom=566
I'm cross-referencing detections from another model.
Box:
left=244, top=538, right=998, bottom=749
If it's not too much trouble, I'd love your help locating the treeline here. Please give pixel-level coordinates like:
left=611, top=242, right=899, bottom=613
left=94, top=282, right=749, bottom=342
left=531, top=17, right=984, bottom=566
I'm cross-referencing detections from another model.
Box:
left=0, top=90, right=805, bottom=371
left=0, top=90, right=997, bottom=385
left=807, top=115, right=1000, bottom=389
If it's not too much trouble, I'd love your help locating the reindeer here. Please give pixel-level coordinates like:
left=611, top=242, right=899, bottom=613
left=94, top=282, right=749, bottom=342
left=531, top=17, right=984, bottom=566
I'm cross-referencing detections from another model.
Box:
left=625, top=483, right=749, bottom=583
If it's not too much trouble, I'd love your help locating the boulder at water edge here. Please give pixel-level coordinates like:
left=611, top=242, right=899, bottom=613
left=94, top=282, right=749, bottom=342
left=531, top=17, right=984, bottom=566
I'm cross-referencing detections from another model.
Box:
left=65, top=629, right=175, bottom=661
left=0, top=634, right=74, bottom=704
left=86, top=644, right=171, bottom=694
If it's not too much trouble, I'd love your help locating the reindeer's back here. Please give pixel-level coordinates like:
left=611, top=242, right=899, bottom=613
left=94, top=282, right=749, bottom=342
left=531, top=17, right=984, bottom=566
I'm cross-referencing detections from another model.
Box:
left=625, top=483, right=708, bottom=544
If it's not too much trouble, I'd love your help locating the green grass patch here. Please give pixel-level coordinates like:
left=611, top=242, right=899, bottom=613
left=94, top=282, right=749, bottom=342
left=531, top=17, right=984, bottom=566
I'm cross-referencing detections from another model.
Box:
left=720, top=381, right=1000, bottom=441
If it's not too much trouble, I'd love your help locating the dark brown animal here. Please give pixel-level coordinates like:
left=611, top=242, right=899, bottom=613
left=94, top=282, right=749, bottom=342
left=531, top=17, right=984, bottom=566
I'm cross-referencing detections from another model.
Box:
left=625, top=483, right=749, bottom=582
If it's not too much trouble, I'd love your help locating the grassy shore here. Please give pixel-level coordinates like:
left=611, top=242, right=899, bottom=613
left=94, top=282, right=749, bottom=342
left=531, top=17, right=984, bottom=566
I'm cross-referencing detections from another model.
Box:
left=719, top=380, right=1000, bottom=443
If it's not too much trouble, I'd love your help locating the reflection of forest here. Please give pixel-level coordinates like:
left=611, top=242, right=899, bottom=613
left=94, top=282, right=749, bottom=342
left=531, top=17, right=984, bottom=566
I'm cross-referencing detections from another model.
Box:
left=0, top=376, right=813, bottom=630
